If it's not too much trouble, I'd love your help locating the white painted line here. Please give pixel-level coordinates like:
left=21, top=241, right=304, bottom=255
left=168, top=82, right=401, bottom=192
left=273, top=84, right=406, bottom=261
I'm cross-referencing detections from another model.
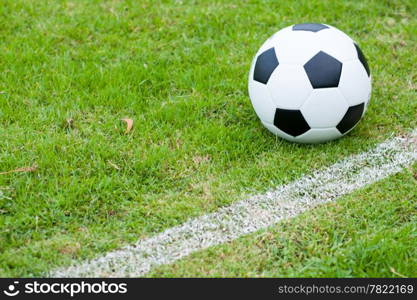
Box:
left=52, top=129, right=417, bottom=277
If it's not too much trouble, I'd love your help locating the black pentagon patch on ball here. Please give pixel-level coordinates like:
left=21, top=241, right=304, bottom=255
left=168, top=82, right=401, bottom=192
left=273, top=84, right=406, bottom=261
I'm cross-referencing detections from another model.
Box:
left=354, top=43, right=370, bottom=77
left=253, top=47, right=279, bottom=84
left=293, top=23, right=329, bottom=32
left=304, top=51, right=342, bottom=88
left=274, top=108, right=310, bottom=137
left=336, top=103, right=365, bottom=134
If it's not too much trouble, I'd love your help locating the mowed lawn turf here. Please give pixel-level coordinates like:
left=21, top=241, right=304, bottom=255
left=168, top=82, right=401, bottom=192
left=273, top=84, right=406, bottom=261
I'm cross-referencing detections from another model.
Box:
left=0, top=0, right=415, bottom=276
left=149, top=164, right=417, bottom=278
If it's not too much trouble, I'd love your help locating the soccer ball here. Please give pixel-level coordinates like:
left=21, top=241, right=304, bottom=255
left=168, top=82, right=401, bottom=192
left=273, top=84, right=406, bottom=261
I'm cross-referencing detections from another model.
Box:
left=248, top=23, right=371, bottom=143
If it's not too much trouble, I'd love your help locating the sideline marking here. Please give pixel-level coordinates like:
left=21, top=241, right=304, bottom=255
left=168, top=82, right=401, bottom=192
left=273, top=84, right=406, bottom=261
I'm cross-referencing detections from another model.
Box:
left=52, top=129, right=417, bottom=277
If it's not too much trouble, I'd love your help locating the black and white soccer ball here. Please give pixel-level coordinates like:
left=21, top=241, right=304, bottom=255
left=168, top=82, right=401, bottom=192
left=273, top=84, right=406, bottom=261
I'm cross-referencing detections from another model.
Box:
left=248, top=23, right=371, bottom=143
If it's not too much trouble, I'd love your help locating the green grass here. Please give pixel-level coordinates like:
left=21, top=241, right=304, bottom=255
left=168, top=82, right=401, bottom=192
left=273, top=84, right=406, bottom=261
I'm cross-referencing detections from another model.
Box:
left=0, top=0, right=416, bottom=277
left=149, top=164, right=417, bottom=277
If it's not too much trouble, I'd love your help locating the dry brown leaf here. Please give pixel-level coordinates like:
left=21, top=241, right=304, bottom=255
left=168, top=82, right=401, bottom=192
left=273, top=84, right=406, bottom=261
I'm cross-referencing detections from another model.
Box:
left=107, top=210, right=117, bottom=216
left=121, top=118, right=134, bottom=133
left=65, top=118, right=74, bottom=129
left=192, top=155, right=210, bottom=165
left=59, top=242, right=81, bottom=255
left=0, top=165, right=38, bottom=175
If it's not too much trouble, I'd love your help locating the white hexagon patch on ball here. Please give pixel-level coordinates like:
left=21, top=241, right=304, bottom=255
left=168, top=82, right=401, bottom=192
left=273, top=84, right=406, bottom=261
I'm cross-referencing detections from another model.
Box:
left=248, top=23, right=371, bottom=143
